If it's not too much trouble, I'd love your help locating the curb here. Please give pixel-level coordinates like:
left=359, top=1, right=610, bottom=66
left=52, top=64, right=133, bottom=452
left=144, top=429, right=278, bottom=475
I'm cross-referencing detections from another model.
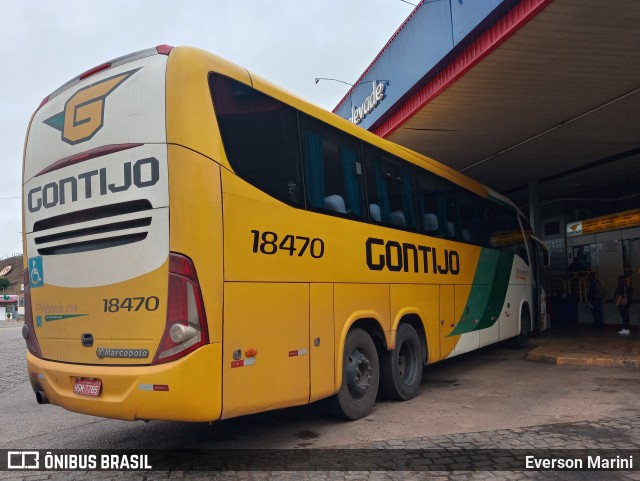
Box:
left=527, top=350, right=640, bottom=368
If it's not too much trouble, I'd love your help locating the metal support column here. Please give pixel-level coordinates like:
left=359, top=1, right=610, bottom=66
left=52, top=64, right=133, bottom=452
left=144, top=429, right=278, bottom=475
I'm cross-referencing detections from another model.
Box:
left=528, top=178, right=542, bottom=237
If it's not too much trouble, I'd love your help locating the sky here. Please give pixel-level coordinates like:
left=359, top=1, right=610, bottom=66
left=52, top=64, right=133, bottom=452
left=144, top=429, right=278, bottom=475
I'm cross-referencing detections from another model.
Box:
left=0, top=0, right=414, bottom=260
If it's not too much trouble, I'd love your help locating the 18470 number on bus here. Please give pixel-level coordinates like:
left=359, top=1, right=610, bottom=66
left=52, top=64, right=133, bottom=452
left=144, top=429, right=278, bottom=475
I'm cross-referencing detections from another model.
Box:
left=102, top=297, right=160, bottom=313
left=251, top=230, right=324, bottom=258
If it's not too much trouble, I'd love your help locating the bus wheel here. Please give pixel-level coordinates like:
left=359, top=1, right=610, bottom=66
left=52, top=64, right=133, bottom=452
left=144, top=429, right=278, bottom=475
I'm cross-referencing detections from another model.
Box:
left=328, top=328, right=380, bottom=420
left=510, top=309, right=531, bottom=348
left=380, top=323, right=423, bottom=401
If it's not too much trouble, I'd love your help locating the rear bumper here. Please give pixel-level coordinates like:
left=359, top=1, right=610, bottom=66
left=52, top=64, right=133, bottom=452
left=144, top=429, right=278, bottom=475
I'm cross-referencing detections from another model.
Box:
left=27, top=343, right=222, bottom=422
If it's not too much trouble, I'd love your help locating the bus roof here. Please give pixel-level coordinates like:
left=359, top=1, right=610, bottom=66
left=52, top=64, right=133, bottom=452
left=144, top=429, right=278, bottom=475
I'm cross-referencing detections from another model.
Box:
left=30, top=44, right=514, bottom=211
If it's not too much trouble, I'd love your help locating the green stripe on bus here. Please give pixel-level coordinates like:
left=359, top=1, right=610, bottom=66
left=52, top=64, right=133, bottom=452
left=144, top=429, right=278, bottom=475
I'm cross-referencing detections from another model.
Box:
left=45, top=314, right=88, bottom=322
left=449, top=249, right=513, bottom=336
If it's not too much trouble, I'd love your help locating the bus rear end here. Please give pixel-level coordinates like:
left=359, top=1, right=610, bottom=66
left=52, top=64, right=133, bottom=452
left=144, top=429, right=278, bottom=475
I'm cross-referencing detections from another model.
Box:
left=22, top=46, right=221, bottom=422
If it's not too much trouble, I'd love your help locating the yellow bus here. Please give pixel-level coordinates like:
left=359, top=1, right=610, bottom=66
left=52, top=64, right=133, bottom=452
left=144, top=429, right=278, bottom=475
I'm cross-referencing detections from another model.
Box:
left=22, top=45, right=549, bottom=422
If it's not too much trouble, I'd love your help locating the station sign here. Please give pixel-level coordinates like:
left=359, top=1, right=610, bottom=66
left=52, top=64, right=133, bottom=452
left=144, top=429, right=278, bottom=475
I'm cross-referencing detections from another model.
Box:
left=349, top=80, right=387, bottom=125
left=566, top=208, right=640, bottom=237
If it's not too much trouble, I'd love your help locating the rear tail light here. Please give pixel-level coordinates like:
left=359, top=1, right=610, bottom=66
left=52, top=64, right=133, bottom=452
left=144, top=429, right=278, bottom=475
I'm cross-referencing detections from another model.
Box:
left=22, top=269, right=43, bottom=359
left=153, top=253, right=209, bottom=364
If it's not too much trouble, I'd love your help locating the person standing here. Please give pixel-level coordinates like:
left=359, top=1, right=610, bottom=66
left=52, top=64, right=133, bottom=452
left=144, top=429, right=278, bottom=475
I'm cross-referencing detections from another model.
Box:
left=587, top=272, right=605, bottom=329
left=615, top=276, right=631, bottom=335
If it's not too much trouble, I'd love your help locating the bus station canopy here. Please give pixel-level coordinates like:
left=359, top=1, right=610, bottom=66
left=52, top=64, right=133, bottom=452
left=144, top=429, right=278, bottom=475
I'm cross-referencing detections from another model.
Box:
left=336, top=0, right=640, bottom=208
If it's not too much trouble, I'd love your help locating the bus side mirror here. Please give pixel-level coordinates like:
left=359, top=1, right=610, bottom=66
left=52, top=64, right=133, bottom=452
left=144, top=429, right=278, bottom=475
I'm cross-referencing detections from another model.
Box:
left=530, top=234, right=550, bottom=268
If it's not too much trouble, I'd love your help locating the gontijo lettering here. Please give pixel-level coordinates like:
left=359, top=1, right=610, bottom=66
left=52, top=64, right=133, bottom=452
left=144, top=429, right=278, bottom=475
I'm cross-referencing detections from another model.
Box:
left=366, top=237, right=460, bottom=274
left=27, top=157, right=159, bottom=213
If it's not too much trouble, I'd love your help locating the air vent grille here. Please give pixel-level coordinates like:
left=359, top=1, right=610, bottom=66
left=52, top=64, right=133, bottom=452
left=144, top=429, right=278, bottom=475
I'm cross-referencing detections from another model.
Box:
left=33, top=200, right=154, bottom=256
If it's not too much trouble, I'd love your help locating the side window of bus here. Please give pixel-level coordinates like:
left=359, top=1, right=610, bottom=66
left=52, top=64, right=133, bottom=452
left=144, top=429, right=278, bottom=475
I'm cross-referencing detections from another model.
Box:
left=415, top=169, right=456, bottom=239
left=300, top=115, right=366, bottom=218
left=487, top=201, right=529, bottom=265
left=364, top=148, right=417, bottom=231
left=209, top=73, right=304, bottom=206
left=457, top=190, right=490, bottom=245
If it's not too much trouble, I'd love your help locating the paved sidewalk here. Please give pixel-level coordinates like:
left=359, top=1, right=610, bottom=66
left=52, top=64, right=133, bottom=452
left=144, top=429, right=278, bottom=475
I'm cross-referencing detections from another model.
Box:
left=527, top=325, right=640, bottom=368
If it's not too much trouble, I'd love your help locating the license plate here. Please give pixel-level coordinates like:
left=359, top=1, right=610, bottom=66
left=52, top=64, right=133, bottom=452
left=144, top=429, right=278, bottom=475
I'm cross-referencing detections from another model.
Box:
left=73, top=378, right=102, bottom=397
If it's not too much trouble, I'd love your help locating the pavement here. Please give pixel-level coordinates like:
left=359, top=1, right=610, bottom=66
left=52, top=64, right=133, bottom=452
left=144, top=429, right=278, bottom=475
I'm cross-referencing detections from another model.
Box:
left=0, top=318, right=23, bottom=333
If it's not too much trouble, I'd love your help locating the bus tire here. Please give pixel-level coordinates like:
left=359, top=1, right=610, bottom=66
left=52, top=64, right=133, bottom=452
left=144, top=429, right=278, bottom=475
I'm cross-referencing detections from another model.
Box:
left=328, top=328, right=380, bottom=420
left=510, top=309, right=531, bottom=348
left=380, top=323, right=423, bottom=401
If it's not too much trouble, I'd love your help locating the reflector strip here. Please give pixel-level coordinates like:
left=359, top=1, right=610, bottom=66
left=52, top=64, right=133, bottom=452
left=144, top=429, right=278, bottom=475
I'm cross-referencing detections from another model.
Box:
left=231, top=358, right=256, bottom=368
left=139, top=384, right=170, bottom=391
left=288, top=349, right=308, bottom=357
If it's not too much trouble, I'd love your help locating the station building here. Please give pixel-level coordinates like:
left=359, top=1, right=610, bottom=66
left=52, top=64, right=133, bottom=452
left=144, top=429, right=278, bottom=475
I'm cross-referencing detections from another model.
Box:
left=330, top=0, right=640, bottom=324
left=0, top=256, right=24, bottom=320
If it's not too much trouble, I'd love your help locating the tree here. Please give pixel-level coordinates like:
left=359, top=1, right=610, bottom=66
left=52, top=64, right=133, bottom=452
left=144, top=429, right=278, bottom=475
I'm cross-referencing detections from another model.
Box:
left=0, top=277, right=10, bottom=290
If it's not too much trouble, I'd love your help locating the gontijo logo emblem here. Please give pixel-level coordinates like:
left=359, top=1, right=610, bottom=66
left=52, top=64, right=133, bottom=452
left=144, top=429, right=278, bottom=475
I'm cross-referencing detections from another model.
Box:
left=43, top=68, right=140, bottom=145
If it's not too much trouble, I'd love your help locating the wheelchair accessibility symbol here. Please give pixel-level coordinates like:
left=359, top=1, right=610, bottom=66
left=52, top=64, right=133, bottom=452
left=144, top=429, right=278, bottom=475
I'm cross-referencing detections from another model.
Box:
left=29, top=256, right=44, bottom=288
